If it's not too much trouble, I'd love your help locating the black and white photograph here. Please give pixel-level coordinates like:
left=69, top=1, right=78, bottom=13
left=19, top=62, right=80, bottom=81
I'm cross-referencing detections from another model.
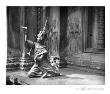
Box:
left=6, top=6, right=105, bottom=85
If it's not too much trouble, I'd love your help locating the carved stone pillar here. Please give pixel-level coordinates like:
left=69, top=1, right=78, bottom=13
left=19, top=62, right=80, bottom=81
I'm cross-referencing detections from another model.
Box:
left=19, top=6, right=26, bottom=70
left=49, top=7, right=60, bottom=57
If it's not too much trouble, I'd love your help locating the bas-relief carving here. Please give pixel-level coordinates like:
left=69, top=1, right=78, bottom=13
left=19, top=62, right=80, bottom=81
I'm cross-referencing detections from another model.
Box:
left=67, top=10, right=82, bottom=54
left=68, top=12, right=81, bottom=38
left=68, top=22, right=80, bottom=39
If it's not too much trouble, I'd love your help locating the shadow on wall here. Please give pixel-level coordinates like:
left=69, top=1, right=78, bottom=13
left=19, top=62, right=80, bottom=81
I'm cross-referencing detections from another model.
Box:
left=59, top=7, right=68, bottom=56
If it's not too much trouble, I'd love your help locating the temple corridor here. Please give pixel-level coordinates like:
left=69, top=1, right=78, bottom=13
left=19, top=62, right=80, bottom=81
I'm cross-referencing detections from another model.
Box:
left=6, top=6, right=105, bottom=85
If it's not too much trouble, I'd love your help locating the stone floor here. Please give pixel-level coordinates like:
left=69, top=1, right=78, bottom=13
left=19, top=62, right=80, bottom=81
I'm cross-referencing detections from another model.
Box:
left=6, top=68, right=105, bottom=85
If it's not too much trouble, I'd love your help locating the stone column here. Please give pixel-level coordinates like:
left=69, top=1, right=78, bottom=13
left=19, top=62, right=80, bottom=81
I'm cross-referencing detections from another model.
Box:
left=20, top=6, right=27, bottom=70
left=49, top=7, right=60, bottom=57
left=20, top=7, right=38, bottom=70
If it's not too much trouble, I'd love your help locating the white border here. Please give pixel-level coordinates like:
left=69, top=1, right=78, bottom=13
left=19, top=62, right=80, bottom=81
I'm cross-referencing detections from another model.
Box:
left=0, top=0, right=109, bottom=94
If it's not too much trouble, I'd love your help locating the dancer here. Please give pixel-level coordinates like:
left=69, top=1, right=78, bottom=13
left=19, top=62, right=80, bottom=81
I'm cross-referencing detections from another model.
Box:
left=26, top=20, right=60, bottom=78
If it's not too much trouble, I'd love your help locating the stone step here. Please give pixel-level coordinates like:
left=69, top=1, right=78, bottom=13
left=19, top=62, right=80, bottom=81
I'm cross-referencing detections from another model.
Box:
left=7, top=58, right=34, bottom=71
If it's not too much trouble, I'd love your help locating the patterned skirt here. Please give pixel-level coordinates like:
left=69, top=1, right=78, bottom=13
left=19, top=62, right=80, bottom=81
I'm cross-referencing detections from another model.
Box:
left=28, top=54, right=60, bottom=78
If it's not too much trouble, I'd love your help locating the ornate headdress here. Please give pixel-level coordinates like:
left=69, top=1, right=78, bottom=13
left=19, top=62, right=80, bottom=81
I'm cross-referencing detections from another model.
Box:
left=37, top=18, right=48, bottom=42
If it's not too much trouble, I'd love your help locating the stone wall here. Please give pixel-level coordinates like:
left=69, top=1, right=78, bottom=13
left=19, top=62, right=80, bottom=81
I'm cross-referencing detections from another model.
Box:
left=60, top=7, right=105, bottom=71
left=65, top=53, right=105, bottom=70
